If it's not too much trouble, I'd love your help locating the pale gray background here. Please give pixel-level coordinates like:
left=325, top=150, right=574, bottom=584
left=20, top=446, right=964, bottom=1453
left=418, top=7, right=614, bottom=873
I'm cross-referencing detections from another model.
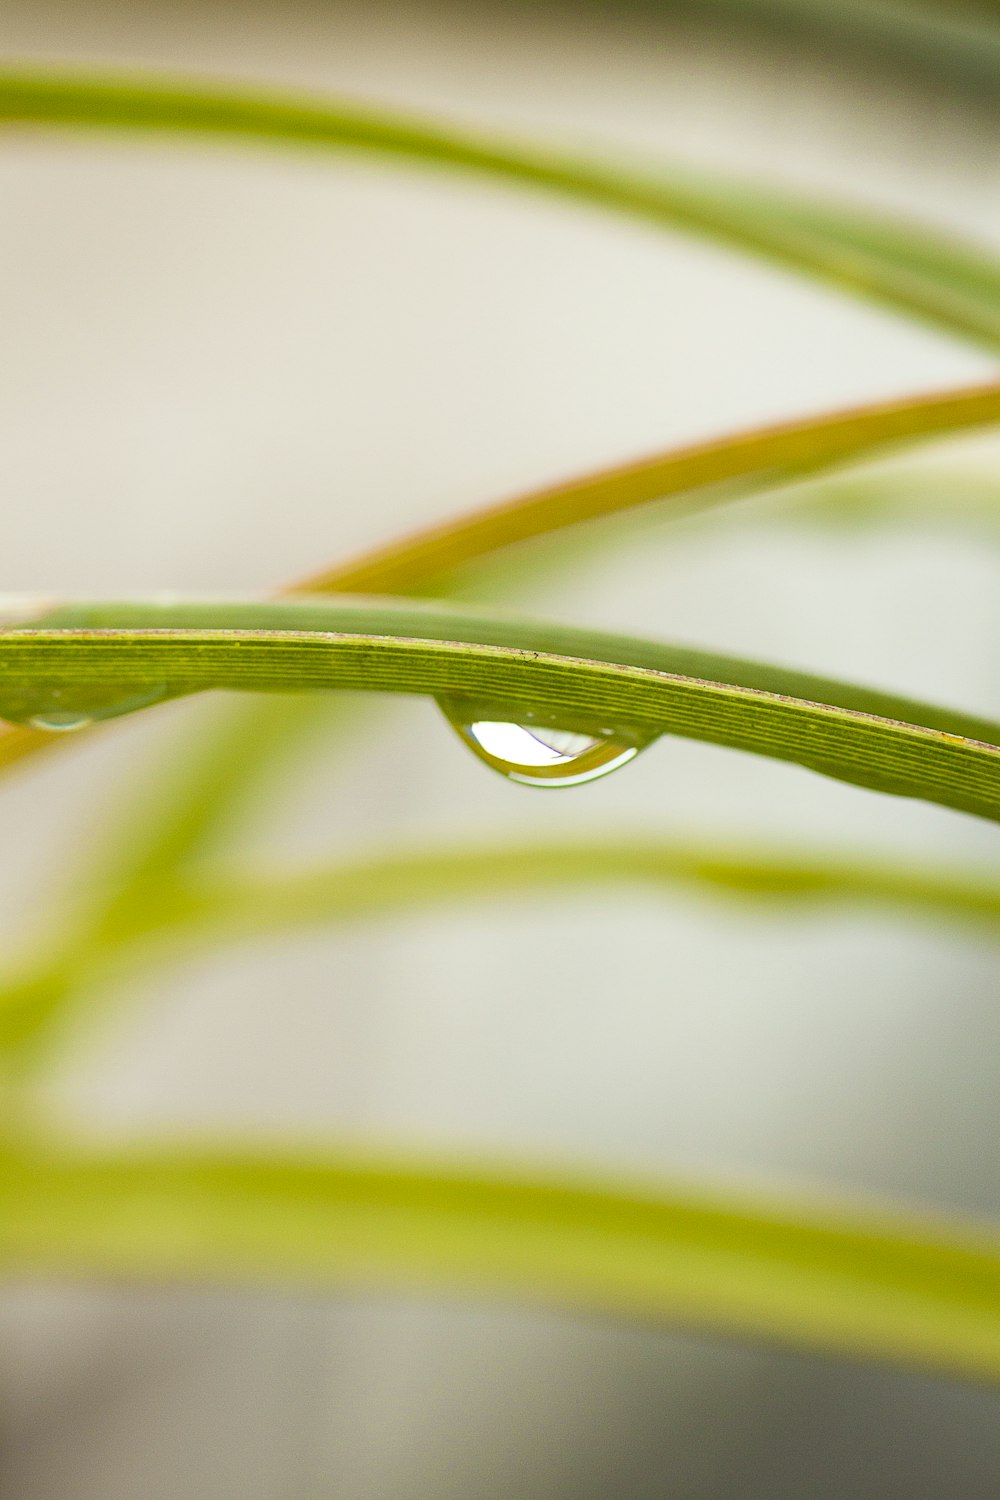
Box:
left=1, top=2, right=999, bottom=1495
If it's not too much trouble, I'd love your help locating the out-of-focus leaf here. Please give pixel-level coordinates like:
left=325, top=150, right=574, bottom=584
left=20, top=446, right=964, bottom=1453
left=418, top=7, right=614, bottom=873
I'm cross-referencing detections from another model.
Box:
left=3, top=67, right=1000, bottom=349
left=10, top=823, right=1000, bottom=1062
left=162, top=838, right=1000, bottom=941
left=687, top=0, right=1000, bottom=95
left=2, top=1136, right=999, bottom=1383
left=296, top=383, right=1000, bottom=593
left=9, top=829, right=1000, bottom=1066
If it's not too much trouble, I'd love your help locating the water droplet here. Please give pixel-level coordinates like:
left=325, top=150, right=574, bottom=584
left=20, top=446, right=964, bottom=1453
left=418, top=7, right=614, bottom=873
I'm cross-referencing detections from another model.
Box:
left=438, top=698, right=648, bottom=787
left=27, top=711, right=93, bottom=733
left=3, top=684, right=170, bottom=733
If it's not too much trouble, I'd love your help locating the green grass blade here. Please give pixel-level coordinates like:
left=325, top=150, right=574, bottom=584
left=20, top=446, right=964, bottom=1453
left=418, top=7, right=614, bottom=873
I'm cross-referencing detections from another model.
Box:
left=0, top=382, right=995, bottom=782
left=163, top=839, right=1000, bottom=943
left=4, top=67, right=1000, bottom=350
left=733, top=188, right=1000, bottom=310
left=2, top=1137, right=999, bottom=1382
left=3, top=596, right=1000, bottom=822
left=294, top=382, right=1000, bottom=593
left=7, top=833, right=1000, bottom=1065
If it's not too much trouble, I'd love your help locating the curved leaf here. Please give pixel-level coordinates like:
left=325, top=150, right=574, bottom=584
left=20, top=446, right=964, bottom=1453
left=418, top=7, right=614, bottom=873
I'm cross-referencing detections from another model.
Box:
left=3, top=596, right=1000, bottom=823
left=9, top=833, right=990, bottom=1054
left=166, top=838, right=1000, bottom=943
left=296, top=382, right=1000, bottom=593
left=2, top=1138, right=999, bottom=1382
left=4, top=67, right=1000, bottom=350
left=8, top=830, right=1000, bottom=1065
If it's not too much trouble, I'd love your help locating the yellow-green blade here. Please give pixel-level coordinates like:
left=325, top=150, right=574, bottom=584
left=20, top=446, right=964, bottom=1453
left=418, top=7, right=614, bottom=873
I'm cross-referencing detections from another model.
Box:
left=2, top=1138, right=999, bottom=1383
left=169, top=838, right=1000, bottom=946
left=296, top=383, right=1000, bottom=594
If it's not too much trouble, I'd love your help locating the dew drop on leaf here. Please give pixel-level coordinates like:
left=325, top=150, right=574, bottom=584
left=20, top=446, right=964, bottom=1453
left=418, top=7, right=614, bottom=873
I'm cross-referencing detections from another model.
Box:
left=3, top=685, right=170, bottom=733
left=27, top=712, right=93, bottom=733
left=437, top=698, right=648, bottom=787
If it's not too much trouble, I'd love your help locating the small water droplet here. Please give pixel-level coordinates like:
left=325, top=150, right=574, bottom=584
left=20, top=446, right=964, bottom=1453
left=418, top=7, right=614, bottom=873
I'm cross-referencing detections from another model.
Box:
left=3, top=684, right=170, bottom=733
left=438, top=698, right=648, bottom=787
left=27, top=711, right=93, bottom=733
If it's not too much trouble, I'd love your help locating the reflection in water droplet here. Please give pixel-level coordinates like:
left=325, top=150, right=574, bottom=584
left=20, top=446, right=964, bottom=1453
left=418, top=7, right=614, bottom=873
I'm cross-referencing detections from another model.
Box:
left=27, top=712, right=93, bottom=733
left=438, top=699, right=648, bottom=787
left=5, top=684, right=170, bottom=733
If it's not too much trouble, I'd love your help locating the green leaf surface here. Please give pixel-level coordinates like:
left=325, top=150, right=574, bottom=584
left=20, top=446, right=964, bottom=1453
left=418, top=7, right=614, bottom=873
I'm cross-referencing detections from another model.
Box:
left=4, top=67, right=1000, bottom=351
left=2, top=1137, right=999, bottom=1382
left=3, top=596, right=1000, bottom=823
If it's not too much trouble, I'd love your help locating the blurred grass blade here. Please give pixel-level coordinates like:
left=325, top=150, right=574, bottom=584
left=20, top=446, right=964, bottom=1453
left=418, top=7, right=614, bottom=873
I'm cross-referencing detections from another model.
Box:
left=294, top=381, right=1000, bottom=593
left=4, top=596, right=1000, bottom=822
left=2, top=1138, right=999, bottom=1382
left=734, top=187, right=1000, bottom=310
left=694, top=0, right=1000, bottom=90
left=696, top=0, right=1000, bottom=96
left=164, top=839, right=1000, bottom=944
left=8, top=833, right=1000, bottom=1065
left=4, top=67, right=1000, bottom=350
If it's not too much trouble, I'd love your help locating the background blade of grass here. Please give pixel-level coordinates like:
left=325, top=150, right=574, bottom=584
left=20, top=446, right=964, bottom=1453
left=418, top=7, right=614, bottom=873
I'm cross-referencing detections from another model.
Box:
left=294, top=382, right=1000, bottom=594
left=76, top=693, right=358, bottom=895
left=3, top=597, right=1000, bottom=822
left=7, top=832, right=1000, bottom=1064
left=4, top=67, right=1000, bottom=351
left=161, top=838, right=1000, bottom=942
left=728, top=463, right=1000, bottom=539
left=2, top=1137, right=999, bottom=1383
left=688, top=0, right=1000, bottom=96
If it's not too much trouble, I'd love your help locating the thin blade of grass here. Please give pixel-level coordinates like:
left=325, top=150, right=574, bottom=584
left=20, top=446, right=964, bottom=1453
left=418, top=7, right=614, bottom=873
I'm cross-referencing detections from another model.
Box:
left=4, top=67, right=1000, bottom=350
left=8, top=832, right=1000, bottom=1058
left=294, top=382, right=1000, bottom=594
left=7, top=832, right=1000, bottom=1063
left=695, top=0, right=1000, bottom=97
left=2, top=1137, right=999, bottom=1382
left=164, top=839, right=1000, bottom=942
left=3, top=597, right=1000, bottom=824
